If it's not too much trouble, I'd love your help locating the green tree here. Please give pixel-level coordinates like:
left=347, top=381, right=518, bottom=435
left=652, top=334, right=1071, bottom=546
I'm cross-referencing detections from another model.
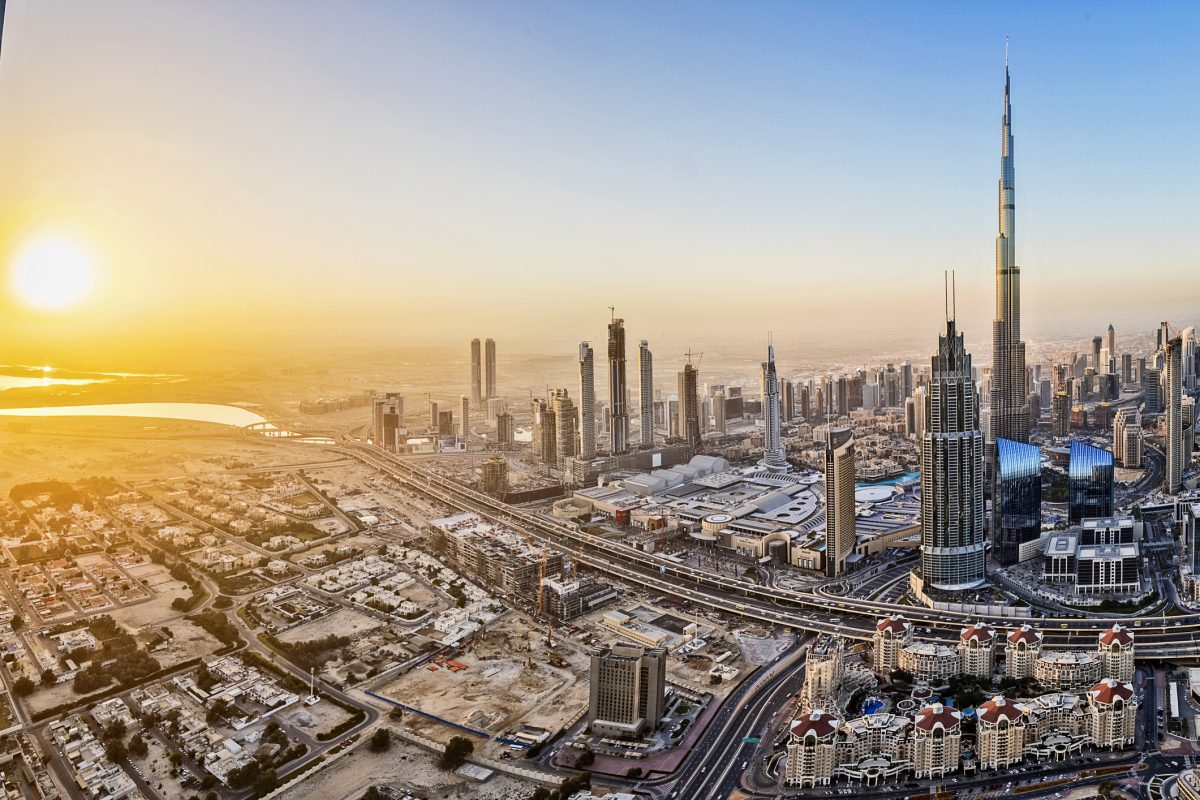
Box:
left=369, top=728, right=391, bottom=752
left=105, top=738, right=127, bottom=763
left=12, top=676, right=34, bottom=696
left=438, top=736, right=474, bottom=770
left=104, top=720, right=127, bottom=741
left=128, top=735, right=148, bottom=759
left=40, top=669, right=56, bottom=686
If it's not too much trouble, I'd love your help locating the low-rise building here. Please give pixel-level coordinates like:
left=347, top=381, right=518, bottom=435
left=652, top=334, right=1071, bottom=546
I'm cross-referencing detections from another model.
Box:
left=1034, top=650, right=1103, bottom=692
left=899, top=641, right=960, bottom=684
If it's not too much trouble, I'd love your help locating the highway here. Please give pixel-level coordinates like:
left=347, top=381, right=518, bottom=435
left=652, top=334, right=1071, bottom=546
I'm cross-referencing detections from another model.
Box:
left=342, top=443, right=1200, bottom=660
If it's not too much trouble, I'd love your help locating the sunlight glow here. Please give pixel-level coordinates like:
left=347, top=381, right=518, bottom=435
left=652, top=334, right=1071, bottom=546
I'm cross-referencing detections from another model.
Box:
left=10, top=236, right=97, bottom=310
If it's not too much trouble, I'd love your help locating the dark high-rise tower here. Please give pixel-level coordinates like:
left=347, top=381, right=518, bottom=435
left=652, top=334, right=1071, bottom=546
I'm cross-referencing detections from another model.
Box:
left=578, top=343, right=596, bottom=459
left=677, top=357, right=700, bottom=451
left=988, top=48, right=1030, bottom=458
left=484, top=338, right=497, bottom=399
left=638, top=340, right=654, bottom=447
left=921, top=314, right=987, bottom=591
left=470, top=339, right=482, bottom=406
left=608, top=315, right=629, bottom=454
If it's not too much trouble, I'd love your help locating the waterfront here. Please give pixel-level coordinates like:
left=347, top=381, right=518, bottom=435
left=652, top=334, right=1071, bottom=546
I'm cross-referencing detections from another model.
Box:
left=0, top=402, right=269, bottom=428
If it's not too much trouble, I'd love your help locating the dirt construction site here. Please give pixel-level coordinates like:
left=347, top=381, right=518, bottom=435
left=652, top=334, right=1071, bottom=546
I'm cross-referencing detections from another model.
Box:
left=378, top=613, right=590, bottom=753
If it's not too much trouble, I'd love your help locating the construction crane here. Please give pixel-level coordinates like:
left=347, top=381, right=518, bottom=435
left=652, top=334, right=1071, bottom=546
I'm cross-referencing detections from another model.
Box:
left=685, top=348, right=703, bottom=368
left=507, top=521, right=554, bottom=649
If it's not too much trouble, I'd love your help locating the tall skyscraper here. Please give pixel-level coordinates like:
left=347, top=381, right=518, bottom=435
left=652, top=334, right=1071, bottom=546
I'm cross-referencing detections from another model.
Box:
left=677, top=359, right=701, bottom=451
left=495, top=412, right=514, bottom=450
left=531, top=398, right=557, bottom=468
left=578, top=343, right=596, bottom=459
left=1068, top=441, right=1114, bottom=523
left=639, top=340, right=654, bottom=447
left=608, top=316, right=629, bottom=455
left=824, top=427, right=855, bottom=578
left=713, top=390, right=727, bottom=434
left=1106, top=324, right=1115, bottom=361
left=1113, top=408, right=1143, bottom=468
left=460, top=395, right=470, bottom=439
left=988, top=53, right=1030, bottom=460
left=912, top=385, right=928, bottom=443
left=1185, top=327, right=1198, bottom=393
left=429, top=399, right=439, bottom=430
left=1092, top=336, right=1103, bottom=374
left=484, top=338, right=497, bottom=399
left=921, top=317, right=986, bottom=592
left=372, top=393, right=404, bottom=452
left=1166, top=336, right=1184, bottom=494
left=993, top=438, right=1041, bottom=566
left=552, top=389, right=577, bottom=463
left=759, top=342, right=788, bottom=473
left=470, top=339, right=482, bottom=406
left=782, top=379, right=796, bottom=424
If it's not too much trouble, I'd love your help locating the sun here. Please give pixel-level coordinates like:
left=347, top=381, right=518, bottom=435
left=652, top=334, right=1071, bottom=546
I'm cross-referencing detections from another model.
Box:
left=11, top=236, right=97, bottom=310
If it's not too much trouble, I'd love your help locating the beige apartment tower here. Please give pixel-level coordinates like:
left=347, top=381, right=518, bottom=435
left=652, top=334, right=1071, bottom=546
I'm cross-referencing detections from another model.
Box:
left=587, top=644, right=667, bottom=739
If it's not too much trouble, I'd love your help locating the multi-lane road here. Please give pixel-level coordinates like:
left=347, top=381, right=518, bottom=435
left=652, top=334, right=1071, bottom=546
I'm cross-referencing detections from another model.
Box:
left=343, top=443, right=1200, bottom=661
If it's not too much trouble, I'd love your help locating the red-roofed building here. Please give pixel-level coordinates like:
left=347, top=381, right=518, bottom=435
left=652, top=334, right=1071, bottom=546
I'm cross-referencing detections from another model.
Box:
left=1086, top=678, right=1137, bottom=749
left=872, top=615, right=913, bottom=675
left=976, top=696, right=1031, bottom=769
left=785, top=710, right=841, bottom=787
left=957, top=622, right=997, bottom=678
left=1005, top=624, right=1043, bottom=680
left=1096, top=624, right=1135, bottom=683
left=913, top=702, right=962, bottom=779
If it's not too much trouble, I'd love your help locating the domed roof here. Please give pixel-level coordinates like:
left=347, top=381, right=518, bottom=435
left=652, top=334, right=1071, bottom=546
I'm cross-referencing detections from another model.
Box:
left=976, top=696, right=1027, bottom=726
left=1006, top=624, right=1043, bottom=646
left=876, top=614, right=911, bottom=635
left=790, top=710, right=840, bottom=740
left=914, top=702, right=963, bottom=733
left=960, top=622, right=996, bottom=644
left=1088, top=678, right=1134, bottom=705
left=1097, top=623, right=1133, bottom=648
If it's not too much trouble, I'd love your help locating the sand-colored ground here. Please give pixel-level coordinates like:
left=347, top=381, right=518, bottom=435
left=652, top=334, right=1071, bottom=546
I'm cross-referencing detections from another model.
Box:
left=135, top=734, right=195, bottom=799
left=285, top=699, right=353, bottom=737
left=379, top=614, right=590, bottom=751
left=109, top=565, right=191, bottom=629
left=24, top=675, right=106, bottom=716
left=0, top=416, right=319, bottom=494
left=152, top=619, right=225, bottom=668
left=278, top=607, right=386, bottom=644
left=273, top=736, right=541, bottom=800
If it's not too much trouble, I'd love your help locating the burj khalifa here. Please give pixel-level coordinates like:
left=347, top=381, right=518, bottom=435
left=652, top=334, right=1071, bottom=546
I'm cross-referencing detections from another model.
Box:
left=988, top=47, right=1030, bottom=456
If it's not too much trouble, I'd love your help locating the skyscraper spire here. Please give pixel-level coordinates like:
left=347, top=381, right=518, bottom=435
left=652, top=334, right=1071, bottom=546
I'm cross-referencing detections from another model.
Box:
left=988, top=44, right=1030, bottom=460
left=759, top=338, right=788, bottom=473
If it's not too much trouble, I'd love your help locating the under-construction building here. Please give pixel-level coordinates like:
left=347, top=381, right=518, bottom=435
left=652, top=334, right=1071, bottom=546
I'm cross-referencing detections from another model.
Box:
left=427, top=512, right=563, bottom=598
left=539, top=577, right=618, bottom=622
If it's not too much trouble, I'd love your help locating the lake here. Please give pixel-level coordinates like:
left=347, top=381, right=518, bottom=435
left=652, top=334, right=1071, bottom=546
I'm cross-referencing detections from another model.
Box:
left=0, top=402, right=271, bottom=429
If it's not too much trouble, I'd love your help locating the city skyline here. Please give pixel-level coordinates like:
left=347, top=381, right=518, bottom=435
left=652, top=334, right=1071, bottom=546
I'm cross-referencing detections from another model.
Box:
left=1, top=2, right=1199, bottom=366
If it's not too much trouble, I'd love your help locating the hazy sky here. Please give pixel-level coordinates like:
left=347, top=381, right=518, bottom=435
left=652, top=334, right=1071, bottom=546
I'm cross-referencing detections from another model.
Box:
left=1, top=1, right=1198, bottom=366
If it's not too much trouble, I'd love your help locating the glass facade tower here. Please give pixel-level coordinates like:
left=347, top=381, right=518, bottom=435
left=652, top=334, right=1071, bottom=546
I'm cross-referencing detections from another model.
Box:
left=993, top=437, right=1041, bottom=566
left=1068, top=440, right=1114, bottom=524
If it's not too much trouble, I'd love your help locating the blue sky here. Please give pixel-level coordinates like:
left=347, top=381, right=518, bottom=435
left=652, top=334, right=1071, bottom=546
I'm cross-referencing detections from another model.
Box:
left=0, top=0, right=1197, bottom=361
